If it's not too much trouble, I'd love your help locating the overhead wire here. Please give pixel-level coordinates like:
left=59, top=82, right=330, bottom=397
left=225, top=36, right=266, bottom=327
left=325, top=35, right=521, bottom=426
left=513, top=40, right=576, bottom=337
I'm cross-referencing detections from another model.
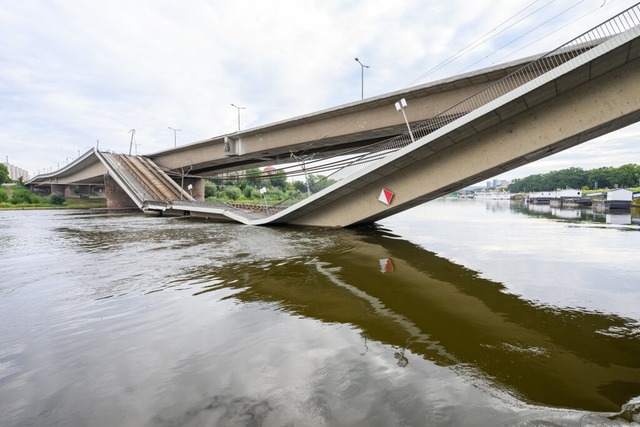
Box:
left=487, top=0, right=623, bottom=65
left=455, top=0, right=588, bottom=75
left=404, top=0, right=556, bottom=87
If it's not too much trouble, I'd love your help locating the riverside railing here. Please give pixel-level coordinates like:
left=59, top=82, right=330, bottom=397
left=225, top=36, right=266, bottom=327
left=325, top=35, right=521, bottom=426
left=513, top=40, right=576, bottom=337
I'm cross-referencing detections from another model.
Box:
left=270, top=3, right=640, bottom=213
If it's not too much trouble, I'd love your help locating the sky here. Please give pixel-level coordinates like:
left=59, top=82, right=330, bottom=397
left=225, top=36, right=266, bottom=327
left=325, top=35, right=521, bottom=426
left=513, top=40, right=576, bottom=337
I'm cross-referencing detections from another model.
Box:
left=1, top=0, right=639, bottom=182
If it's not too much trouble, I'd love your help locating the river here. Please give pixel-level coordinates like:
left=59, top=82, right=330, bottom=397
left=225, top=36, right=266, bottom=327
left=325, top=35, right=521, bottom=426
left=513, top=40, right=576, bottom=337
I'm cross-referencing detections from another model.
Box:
left=1, top=199, right=639, bottom=426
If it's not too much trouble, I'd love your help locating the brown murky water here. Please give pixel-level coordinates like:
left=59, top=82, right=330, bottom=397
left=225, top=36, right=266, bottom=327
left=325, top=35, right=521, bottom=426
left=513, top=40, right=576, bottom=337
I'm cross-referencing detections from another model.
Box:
left=1, top=199, right=639, bottom=426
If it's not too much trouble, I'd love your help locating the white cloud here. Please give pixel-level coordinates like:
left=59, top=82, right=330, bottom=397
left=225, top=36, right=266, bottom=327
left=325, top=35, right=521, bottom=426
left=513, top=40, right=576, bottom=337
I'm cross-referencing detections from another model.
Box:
left=0, top=0, right=638, bottom=177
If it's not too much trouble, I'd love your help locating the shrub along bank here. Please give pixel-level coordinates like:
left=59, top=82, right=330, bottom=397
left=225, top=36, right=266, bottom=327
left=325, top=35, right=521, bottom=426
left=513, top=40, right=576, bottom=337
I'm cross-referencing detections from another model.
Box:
left=0, top=185, right=106, bottom=209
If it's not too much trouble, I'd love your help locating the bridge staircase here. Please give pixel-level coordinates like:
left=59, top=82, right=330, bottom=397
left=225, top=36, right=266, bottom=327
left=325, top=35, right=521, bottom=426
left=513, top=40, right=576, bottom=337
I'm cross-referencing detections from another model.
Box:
left=96, top=151, right=194, bottom=210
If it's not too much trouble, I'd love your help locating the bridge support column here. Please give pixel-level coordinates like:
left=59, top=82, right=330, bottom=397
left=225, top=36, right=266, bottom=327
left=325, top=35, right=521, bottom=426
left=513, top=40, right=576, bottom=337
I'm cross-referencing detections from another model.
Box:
left=78, top=185, right=91, bottom=198
left=50, top=184, right=66, bottom=196
left=104, top=174, right=138, bottom=209
left=180, top=177, right=205, bottom=201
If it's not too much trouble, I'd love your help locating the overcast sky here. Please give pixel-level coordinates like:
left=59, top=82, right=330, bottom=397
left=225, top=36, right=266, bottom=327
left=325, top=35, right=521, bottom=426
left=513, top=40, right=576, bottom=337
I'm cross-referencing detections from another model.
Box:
left=1, top=0, right=639, bottom=181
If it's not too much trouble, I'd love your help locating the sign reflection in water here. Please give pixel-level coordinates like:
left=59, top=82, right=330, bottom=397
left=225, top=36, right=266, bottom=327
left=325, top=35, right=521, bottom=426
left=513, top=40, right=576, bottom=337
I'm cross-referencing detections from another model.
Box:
left=0, top=200, right=639, bottom=426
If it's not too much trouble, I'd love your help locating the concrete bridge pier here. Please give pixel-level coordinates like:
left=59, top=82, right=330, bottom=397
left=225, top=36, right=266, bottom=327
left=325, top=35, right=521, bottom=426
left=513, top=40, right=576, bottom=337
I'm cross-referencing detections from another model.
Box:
left=77, top=185, right=91, bottom=198
left=104, top=174, right=138, bottom=209
left=176, top=177, right=205, bottom=201
left=50, top=184, right=65, bottom=196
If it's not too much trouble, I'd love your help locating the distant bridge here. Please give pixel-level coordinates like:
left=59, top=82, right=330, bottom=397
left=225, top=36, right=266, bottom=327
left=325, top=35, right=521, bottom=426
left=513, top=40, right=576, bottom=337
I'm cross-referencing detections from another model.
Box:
left=27, top=5, right=640, bottom=227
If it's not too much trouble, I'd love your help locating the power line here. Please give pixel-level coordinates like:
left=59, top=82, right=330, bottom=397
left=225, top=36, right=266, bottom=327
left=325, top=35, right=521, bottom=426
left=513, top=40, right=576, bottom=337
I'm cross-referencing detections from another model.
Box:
left=487, top=0, right=615, bottom=66
left=455, top=0, right=588, bottom=75
left=405, top=0, right=556, bottom=87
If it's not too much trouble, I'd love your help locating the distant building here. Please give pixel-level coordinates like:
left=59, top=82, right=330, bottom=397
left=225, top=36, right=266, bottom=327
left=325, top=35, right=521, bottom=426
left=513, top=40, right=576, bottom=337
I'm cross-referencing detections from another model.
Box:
left=3, top=159, right=29, bottom=181
left=486, top=179, right=510, bottom=189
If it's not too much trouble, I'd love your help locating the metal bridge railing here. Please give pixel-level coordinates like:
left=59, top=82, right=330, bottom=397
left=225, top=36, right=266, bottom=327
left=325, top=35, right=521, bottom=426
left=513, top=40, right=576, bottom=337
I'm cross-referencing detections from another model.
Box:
left=270, top=3, right=640, bottom=213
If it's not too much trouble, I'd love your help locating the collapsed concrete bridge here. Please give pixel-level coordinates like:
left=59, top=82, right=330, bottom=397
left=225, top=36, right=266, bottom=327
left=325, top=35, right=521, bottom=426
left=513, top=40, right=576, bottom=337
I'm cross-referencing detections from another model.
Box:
left=27, top=5, right=640, bottom=227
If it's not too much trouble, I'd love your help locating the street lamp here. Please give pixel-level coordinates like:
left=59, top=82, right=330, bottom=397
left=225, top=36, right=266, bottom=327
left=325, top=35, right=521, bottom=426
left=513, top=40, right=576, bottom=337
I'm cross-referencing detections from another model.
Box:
left=168, top=126, right=181, bottom=147
left=354, top=57, right=369, bottom=100
left=395, top=98, right=416, bottom=143
left=231, top=104, right=246, bottom=132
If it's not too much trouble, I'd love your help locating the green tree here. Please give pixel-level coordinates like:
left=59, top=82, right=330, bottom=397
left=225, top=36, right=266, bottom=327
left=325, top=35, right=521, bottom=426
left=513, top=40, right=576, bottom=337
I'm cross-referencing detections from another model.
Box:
left=48, top=193, right=66, bottom=205
left=243, top=186, right=254, bottom=198
left=265, top=187, right=284, bottom=200
left=223, top=186, right=242, bottom=201
left=270, top=169, right=288, bottom=190
left=507, top=164, right=640, bottom=192
left=613, top=163, right=640, bottom=187
left=204, top=181, right=218, bottom=198
left=292, top=180, right=308, bottom=193
left=10, top=186, right=45, bottom=204
left=244, top=168, right=262, bottom=185
left=0, top=163, right=10, bottom=184
left=587, top=167, right=614, bottom=189
left=309, top=174, right=337, bottom=193
left=0, top=187, right=8, bottom=202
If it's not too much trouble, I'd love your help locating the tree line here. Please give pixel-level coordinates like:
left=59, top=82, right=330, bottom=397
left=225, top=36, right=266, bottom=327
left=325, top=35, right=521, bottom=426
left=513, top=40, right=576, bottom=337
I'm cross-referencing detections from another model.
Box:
left=0, top=185, right=66, bottom=206
left=205, top=167, right=336, bottom=204
left=507, top=164, right=640, bottom=192
left=0, top=163, right=12, bottom=184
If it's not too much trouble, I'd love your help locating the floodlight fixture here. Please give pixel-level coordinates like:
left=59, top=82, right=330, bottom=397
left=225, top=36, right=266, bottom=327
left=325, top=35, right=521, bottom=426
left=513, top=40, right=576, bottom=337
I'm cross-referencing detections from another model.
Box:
left=395, top=98, right=415, bottom=143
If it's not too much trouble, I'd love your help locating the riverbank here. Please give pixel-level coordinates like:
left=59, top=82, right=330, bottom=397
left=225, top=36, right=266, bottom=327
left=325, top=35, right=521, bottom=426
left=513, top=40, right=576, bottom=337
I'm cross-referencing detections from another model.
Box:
left=0, top=197, right=107, bottom=210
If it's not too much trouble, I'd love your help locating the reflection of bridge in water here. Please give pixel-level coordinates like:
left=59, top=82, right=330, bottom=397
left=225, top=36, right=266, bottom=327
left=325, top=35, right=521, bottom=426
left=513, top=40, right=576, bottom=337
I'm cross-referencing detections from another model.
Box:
left=172, top=224, right=640, bottom=413
left=28, top=6, right=640, bottom=227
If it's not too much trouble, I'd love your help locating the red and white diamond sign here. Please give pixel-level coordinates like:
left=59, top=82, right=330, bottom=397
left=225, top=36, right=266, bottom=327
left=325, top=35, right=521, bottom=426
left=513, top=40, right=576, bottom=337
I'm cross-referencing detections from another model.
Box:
left=379, top=258, right=394, bottom=273
left=378, top=188, right=394, bottom=205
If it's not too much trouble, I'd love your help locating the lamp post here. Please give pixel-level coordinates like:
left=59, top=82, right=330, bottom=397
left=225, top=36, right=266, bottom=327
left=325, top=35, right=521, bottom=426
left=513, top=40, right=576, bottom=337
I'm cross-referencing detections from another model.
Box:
left=231, top=104, right=246, bottom=132
left=168, top=126, right=181, bottom=147
left=354, top=57, right=369, bottom=100
left=128, top=129, right=135, bottom=155
left=395, top=98, right=415, bottom=143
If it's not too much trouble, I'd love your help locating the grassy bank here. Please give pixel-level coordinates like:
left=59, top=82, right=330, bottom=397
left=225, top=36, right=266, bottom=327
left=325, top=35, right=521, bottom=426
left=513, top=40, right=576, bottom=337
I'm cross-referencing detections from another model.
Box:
left=0, top=197, right=107, bottom=210
left=1, top=184, right=108, bottom=210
